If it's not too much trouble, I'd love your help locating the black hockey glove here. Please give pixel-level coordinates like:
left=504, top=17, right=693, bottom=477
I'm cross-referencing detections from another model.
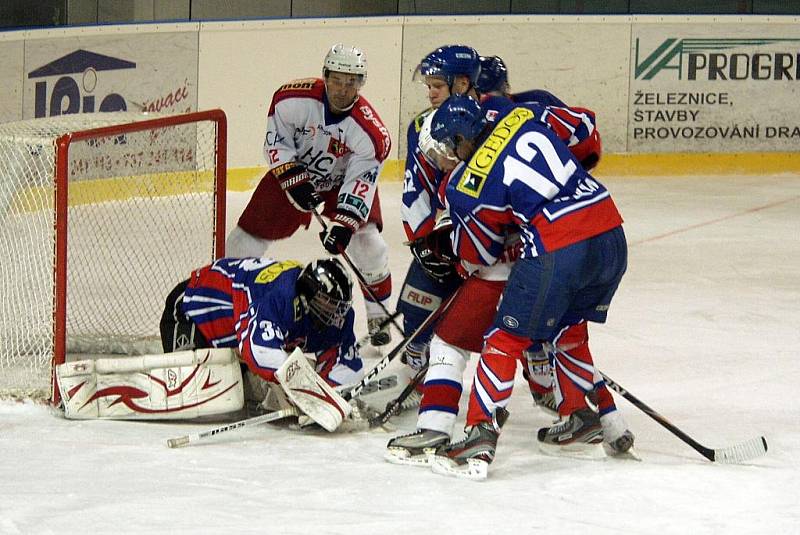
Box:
left=320, top=211, right=359, bottom=254
left=409, top=225, right=458, bottom=282
left=276, top=163, right=322, bottom=212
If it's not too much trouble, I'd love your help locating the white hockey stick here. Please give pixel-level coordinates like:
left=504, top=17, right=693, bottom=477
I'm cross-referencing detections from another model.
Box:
left=166, top=406, right=299, bottom=448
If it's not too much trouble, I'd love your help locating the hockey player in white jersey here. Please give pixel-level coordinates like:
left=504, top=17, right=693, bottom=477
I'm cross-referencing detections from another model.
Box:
left=226, top=44, right=394, bottom=347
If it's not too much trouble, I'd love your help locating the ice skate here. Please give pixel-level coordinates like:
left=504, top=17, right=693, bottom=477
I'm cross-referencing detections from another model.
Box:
left=537, top=408, right=605, bottom=460
left=368, top=316, right=392, bottom=347
left=601, top=411, right=640, bottom=460
left=385, top=429, right=449, bottom=466
left=429, top=408, right=509, bottom=481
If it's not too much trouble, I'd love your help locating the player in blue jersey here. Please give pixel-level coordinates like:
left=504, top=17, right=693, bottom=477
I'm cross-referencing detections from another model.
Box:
left=160, top=257, right=363, bottom=390
left=387, top=48, right=611, bottom=464
left=427, top=95, right=631, bottom=479
left=396, top=45, right=482, bottom=388
left=475, top=57, right=633, bottom=447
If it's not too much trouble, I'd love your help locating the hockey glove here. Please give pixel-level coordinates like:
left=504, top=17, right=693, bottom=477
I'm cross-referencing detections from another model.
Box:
left=276, top=163, right=322, bottom=212
left=319, top=211, right=359, bottom=254
left=409, top=225, right=457, bottom=282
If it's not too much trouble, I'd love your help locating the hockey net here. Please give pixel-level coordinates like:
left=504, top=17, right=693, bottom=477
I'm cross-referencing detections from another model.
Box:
left=0, top=110, right=226, bottom=404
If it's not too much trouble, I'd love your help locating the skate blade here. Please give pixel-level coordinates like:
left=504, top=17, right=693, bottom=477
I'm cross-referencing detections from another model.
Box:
left=538, top=441, right=606, bottom=460
left=429, top=456, right=488, bottom=481
left=604, top=444, right=642, bottom=461
left=384, top=448, right=434, bottom=467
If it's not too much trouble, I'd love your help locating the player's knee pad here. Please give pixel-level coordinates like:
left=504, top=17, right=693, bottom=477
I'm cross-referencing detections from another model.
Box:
left=427, top=335, right=469, bottom=383
left=225, top=225, right=273, bottom=258
left=347, top=223, right=390, bottom=284
left=160, top=280, right=208, bottom=353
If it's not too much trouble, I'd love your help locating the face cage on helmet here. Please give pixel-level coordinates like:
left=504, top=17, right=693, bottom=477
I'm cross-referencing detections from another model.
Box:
left=308, top=292, right=351, bottom=329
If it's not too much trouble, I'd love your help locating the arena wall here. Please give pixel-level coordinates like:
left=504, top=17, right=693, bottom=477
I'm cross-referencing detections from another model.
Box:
left=1, top=15, right=798, bottom=185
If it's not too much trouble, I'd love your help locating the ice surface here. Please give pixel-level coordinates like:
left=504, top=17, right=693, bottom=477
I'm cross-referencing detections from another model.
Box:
left=1, top=176, right=798, bottom=534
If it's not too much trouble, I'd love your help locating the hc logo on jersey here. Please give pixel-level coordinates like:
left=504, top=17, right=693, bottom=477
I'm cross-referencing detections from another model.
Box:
left=28, top=49, right=135, bottom=118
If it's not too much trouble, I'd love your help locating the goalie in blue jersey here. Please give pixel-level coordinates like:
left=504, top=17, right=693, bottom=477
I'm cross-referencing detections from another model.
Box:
left=160, top=256, right=367, bottom=431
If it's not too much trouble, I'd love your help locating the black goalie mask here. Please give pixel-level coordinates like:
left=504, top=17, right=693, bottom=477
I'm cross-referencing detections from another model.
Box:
left=296, top=258, right=353, bottom=329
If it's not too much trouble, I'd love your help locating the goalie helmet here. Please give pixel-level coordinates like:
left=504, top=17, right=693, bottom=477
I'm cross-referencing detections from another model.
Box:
left=323, top=43, right=368, bottom=82
left=296, top=257, right=353, bottom=329
left=430, top=94, right=487, bottom=152
left=414, top=45, right=481, bottom=89
left=476, top=55, right=509, bottom=95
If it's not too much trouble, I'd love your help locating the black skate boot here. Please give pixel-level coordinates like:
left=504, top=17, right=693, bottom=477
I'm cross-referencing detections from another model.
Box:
left=429, top=408, right=509, bottom=481
left=368, top=316, right=392, bottom=347
left=384, top=429, right=450, bottom=466
left=537, top=407, right=605, bottom=459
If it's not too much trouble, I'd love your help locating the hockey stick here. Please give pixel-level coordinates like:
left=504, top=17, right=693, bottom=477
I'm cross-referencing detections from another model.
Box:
left=602, top=372, right=768, bottom=463
left=166, top=406, right=300, bottom=448
left=342, top=288, right=459, bottom=403
left=312, top=208, right=403, bottom=335
left=164, top=313, right=401, bottom=447
left=368, top=365, right=427, bottom=428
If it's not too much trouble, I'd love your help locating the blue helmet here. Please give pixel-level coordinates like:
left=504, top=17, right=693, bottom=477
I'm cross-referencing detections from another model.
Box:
left=415, top=45, right=481, bottom=88
left=430, top=95, right=487, bottom=151
left=476, top=56, right=508, bottom=94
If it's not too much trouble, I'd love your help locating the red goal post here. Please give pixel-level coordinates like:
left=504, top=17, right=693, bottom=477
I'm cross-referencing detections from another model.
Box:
left=0, top=109, right=227, bottom=405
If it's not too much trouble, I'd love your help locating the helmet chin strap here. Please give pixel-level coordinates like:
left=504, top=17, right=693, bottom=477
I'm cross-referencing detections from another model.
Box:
left=324, top=82, right=359, bottom=113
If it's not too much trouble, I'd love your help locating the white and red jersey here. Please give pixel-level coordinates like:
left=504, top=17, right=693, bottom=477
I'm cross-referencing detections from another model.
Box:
left=265, top=78, right=392, bottom=223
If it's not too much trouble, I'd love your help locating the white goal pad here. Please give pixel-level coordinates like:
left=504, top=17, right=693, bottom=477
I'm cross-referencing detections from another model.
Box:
left=276, top=348, right=352, bottom=432
left=56, top=348, right=243, bottom=420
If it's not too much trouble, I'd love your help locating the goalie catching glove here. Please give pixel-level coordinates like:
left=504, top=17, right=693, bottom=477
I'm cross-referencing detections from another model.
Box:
left=319, top=211, right=359, bottom=254
left=276, top=163, right=322, bottom=212
left=409, top=222, right=458, bottom=282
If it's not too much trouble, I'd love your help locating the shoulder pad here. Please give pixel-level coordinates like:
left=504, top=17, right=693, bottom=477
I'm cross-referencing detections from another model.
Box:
left=277, top=78, right=322, bottom=92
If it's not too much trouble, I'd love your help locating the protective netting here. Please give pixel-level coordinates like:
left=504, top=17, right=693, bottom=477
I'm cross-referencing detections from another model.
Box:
left=0, top=112, right=223, bottom=400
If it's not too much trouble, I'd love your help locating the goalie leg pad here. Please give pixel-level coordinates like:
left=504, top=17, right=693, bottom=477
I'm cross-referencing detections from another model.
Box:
left=56, top=349, right=244, bottom=420
left=275, top=348, right=352, bottom=432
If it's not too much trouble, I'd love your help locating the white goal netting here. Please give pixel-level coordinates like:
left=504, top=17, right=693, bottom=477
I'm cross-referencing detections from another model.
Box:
left=0, top=111, right=225, bottom=401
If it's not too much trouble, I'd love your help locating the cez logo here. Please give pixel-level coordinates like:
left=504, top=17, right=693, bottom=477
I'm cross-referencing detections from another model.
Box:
left=634, top=38, right=800, bottom=81
left=28, top=49, right=136, bottom=118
